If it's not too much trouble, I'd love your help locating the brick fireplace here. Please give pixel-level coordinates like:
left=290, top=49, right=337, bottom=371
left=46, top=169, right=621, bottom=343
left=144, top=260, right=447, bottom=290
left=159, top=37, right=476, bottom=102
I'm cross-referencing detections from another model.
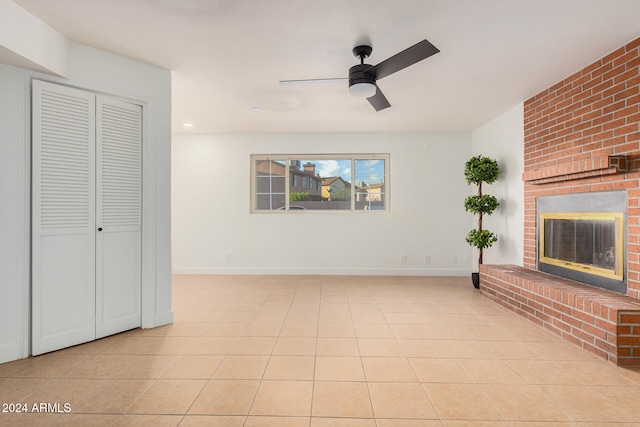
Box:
left=480, top=36, right=640, bottom=365
left=521, top=36, right=640, bottom=300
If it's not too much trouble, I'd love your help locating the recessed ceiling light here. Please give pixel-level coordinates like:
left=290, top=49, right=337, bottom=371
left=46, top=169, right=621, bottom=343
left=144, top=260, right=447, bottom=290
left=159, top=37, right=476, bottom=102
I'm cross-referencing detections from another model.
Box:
left=250, top=107, right=264, bottom=113
left=183, top=123, right=193, bottom=128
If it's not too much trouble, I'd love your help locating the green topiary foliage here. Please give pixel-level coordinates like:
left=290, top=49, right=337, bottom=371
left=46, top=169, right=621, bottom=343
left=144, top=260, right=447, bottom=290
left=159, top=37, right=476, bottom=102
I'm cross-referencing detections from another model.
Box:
left=464, top=155, right=500, bottom=267
left=464, top=195, right=500, bottom=215
left=464, top=155, right=500, bottom=185
left=465, top=229, right=498, bottom=250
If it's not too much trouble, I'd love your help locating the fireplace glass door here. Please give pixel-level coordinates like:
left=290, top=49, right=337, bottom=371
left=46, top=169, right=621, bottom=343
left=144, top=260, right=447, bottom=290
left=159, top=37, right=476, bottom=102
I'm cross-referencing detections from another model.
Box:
left=539, top=212, right=624, bottom=281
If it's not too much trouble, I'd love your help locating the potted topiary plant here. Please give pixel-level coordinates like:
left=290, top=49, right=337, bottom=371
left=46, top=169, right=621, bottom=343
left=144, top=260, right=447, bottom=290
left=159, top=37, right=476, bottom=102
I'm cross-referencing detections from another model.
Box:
left=464, top=155, right=500, bottom=289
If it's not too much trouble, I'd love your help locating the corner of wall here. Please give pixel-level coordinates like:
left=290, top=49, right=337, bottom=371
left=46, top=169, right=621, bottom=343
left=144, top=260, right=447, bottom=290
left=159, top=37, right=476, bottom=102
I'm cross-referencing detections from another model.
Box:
left=0, top=64, right=30, bottom=363
left=470, top=103, right=525, bottom=266
left=0, top=1, right=70, bottom=77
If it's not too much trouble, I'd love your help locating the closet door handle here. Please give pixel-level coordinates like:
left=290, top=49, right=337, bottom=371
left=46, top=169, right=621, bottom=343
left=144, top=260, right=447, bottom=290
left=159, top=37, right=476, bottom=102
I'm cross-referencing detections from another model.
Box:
left=98, top=227, right=103, bottom=232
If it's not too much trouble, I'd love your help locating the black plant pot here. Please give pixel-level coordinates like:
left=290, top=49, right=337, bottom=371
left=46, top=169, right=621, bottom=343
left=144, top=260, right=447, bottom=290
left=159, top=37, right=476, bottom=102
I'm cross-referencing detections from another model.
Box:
left=471, top=272, right=480, bottom=289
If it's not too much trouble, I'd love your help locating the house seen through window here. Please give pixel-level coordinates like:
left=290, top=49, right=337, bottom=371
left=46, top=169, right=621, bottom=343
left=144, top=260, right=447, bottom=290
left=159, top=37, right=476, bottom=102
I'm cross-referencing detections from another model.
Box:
left=252, top=155, right=388, bottom=212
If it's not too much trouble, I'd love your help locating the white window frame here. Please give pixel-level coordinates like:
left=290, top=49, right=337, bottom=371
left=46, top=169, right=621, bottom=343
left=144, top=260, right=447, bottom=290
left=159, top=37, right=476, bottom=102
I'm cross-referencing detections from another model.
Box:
left=250, top=154, right=390, bottom=213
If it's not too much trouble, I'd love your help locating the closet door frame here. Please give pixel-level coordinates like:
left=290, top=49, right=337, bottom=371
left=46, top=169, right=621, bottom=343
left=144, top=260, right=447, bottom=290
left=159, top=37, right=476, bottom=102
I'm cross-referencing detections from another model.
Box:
left=7, top=68, right=170, bottom=361
left=31, top=79, right=145, bottom=354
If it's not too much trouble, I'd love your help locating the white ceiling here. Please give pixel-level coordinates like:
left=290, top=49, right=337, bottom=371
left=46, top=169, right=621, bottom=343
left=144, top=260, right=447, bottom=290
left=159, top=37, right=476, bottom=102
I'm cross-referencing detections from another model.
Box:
left=12, top=0, right=640, bottom=134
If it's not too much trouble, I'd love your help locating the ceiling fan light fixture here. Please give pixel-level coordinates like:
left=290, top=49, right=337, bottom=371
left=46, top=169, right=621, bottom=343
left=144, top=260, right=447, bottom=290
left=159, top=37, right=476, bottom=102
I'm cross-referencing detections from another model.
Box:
left=349, top=63, right=377, bottom=98
left=349, top=82, right=377, bottom=98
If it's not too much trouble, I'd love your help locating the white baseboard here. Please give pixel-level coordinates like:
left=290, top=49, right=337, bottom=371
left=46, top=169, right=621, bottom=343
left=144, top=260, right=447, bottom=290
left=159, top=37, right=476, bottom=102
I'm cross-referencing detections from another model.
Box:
left=172, top=267, right=470, bottom=276
left=153, top=310, right=174, bottom=327
left=0, top=342, right=21, bottom=364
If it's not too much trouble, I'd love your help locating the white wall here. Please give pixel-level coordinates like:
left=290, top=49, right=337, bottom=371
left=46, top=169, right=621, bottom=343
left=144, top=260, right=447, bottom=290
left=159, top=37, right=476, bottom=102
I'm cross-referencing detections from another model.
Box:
left=172, top=132, right=473, bottom=275
left=0, top=43, right=173, bottom=363
left=471, top=103, right=525, bottom=266
left=0, top=64, right=29, bottom=364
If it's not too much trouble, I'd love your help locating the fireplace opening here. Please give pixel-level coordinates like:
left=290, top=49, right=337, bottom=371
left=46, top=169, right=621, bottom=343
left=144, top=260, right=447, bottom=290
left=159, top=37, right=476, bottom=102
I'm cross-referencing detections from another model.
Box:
left=540, top=212, right=623, bottom=280
left=537, top=192, right=626, bottom=294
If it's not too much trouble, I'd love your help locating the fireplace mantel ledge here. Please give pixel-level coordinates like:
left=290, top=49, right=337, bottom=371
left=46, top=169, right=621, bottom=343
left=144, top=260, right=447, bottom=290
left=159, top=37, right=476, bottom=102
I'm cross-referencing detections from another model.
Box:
left=522, top=155, right=628, bottom=184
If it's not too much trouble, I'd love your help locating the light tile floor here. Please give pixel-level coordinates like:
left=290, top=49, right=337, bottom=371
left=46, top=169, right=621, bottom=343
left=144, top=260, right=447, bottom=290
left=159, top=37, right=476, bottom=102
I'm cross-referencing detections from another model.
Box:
left=1, top=275, right=640, bottom=426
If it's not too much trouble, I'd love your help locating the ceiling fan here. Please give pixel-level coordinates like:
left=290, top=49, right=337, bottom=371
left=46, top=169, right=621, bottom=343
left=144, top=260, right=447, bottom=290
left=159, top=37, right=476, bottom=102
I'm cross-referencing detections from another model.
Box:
left=280, top=39, right=440, bottom=111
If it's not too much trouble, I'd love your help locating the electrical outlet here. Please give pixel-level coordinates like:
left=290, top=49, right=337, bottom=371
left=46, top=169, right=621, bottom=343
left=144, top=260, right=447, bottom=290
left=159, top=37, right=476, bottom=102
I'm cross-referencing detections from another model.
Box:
left=451, top=255, right=458, bottom=263
left=226, top=253, right=231, bottom=262
left=464, top=255, right=472, bottom=263
left=424, top=255, right=431, bottom=263
left=400, top=254, right=407, bottom=263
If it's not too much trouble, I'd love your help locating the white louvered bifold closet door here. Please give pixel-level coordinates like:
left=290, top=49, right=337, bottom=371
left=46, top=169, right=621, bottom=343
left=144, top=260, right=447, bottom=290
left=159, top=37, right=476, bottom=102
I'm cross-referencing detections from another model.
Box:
left=95, top=96, right=142, bottom=338
left=32, top=80, right=97, bottom=355
left=32, top=80, right=142, bottom=355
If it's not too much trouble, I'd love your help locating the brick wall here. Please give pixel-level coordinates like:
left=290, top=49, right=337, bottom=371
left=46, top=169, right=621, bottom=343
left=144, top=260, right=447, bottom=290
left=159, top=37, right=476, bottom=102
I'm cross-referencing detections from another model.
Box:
left=523, top=36, right=640, bottom=300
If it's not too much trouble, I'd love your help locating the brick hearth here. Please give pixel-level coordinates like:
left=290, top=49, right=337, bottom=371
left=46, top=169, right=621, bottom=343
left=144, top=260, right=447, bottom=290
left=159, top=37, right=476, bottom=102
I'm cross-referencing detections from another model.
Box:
left=480, top=265, right=640, bottom=366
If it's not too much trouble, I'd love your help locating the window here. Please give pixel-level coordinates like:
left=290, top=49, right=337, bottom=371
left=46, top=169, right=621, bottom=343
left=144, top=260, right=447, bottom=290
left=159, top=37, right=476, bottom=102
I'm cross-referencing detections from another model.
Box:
left=254, top=159, right=286, bottom=210
left=251, top=154, right=389, bottom=212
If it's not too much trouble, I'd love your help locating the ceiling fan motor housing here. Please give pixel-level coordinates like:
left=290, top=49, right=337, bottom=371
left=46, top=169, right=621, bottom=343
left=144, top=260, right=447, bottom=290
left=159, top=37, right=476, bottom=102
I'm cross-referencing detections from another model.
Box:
left=349, top=45, right=376, bottom=89
left=349, top=64, right=376, bottom=88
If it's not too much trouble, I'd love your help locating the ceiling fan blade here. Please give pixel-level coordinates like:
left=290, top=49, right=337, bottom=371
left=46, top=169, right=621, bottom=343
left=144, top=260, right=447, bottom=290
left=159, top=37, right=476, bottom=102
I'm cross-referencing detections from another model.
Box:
left=367, top=86, right=391, bottom=111
left=279, top=78, right=347, bottom=85
left=373, top=39, right=440, bottom=80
